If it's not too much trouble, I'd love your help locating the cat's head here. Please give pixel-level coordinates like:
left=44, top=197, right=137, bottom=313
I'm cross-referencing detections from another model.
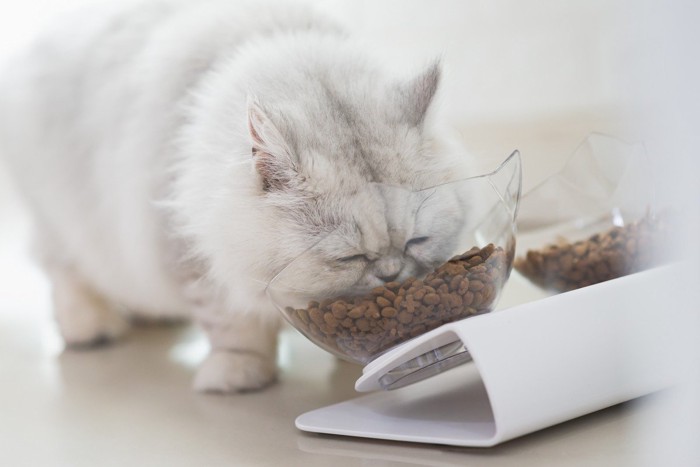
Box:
left=251, top=63, right=470, bottom=300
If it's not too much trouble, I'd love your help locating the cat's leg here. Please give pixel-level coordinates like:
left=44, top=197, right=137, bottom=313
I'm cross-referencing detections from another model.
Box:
left=50, top=266, right=130, bottom=347
left=194, top=319, right=279, bottom=393
left=189, top=284, right=279, bottom=393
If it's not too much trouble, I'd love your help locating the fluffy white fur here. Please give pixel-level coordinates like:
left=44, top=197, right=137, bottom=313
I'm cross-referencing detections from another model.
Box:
left=0, top=0, right=471, bottom=392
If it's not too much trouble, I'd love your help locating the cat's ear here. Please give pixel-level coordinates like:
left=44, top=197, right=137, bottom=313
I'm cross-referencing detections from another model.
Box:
left=397, top=61, right=441, bottom=126
left=247, top=98, right=297, bottom=192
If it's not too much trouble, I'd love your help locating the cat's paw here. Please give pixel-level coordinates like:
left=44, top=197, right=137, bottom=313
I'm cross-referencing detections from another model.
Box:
left=193, top=350, right=277, bottom=393
left=53, top=277, right=130, bottom=348
left=58, top=304, right=129, bottom=348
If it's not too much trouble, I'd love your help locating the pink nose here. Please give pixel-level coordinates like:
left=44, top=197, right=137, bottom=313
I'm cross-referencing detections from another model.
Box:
left=375, top=257, right=402, bottom=283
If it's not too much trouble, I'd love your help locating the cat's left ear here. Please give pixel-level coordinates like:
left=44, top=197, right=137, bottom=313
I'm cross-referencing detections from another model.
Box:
left=397, top=61, right=441, bottom=126
left=247, top=98, right=297, bottom=192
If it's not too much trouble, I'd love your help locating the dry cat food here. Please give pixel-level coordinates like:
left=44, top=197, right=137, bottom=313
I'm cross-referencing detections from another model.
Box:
left=286, top=244, right=509, bottom=362
left=514, top=213, right=669, bottom=292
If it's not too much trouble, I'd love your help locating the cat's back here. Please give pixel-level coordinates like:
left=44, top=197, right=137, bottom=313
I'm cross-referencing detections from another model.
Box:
left=0, top=0, right=340, bottom=154
left=0, top=0, right=344, bottom=206
left=0, top=0, right=343, bottom=216
left=0, top=0, right=343, bottom=316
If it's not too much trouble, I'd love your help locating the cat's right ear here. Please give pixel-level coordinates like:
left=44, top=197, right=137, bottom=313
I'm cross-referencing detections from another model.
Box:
left=247, top=98, right=296, bottom=192
left=396, top=61, right=441, bottom=126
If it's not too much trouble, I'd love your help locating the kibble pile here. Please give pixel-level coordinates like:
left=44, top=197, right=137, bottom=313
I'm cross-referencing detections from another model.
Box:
left=514, top=213, right=668, bottom=292
left=286, top=243, right=509, bottom=363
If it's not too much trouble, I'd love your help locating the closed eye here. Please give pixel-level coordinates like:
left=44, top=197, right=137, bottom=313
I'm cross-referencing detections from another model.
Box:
left=337, top=253, right=369, bottom=263
left=404, top=236, right=430, bottom=251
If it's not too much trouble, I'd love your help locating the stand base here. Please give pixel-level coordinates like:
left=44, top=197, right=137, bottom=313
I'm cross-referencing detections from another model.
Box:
left=296, top=363, right=498, bottom=446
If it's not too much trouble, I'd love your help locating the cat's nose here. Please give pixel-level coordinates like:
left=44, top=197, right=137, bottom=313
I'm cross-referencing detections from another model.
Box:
left=378, top=271, right=399, bottom=283
left=375, top=257, right=402, bottom=283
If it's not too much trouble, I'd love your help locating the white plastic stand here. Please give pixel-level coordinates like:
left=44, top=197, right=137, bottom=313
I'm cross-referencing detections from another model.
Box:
left=296, top=265, right=694, bottom=447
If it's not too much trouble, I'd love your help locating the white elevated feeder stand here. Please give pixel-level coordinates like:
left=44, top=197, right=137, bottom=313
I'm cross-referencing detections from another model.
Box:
left=296, top=265, right=691, bottom=447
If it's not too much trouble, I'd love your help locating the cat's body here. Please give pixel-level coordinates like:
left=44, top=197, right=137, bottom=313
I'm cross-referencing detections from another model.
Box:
left=0, top=0, right=470, bottom=392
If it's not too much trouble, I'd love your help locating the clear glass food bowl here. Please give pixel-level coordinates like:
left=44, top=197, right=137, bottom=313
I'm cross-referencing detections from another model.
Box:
left=266, top=151, right=521, bottom=365
left=515, top=133, right=672, bottom=293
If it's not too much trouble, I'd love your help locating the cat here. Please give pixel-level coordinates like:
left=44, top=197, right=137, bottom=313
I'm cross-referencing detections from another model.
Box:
left=0, top=0, right=471, bottom=392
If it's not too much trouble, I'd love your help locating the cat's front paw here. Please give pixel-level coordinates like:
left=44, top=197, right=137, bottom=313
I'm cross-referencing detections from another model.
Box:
left=193, top=350, right=277, bottom=393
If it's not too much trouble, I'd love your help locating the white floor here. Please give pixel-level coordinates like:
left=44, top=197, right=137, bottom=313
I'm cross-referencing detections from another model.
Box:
left=1, top=121, right=697, bottom=466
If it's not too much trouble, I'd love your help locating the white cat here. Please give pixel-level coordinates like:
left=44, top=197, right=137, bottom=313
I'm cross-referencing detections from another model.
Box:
left=0, top=0, right=471, bottom=392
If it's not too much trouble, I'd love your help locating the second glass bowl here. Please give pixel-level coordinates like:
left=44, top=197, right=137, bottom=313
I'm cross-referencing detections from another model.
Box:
left=514, top=133, right=671, bottom=293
